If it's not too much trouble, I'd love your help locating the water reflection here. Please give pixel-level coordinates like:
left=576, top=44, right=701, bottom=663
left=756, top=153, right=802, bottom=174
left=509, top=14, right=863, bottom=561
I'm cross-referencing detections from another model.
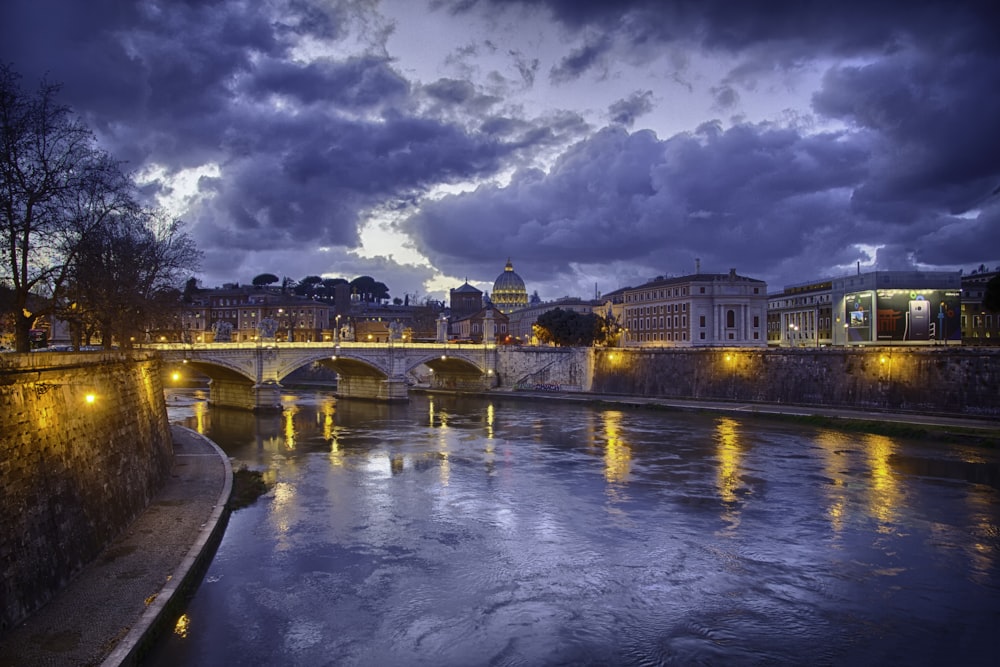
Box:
left=601, top=410, right=631, bottom=485
left=715, top=417, right=743, bottom=531
left=814, top=429, right=852, bottom=536
left=863, top=433, right=901, bottom=528
left=150, top=390, right=1000, bottom=667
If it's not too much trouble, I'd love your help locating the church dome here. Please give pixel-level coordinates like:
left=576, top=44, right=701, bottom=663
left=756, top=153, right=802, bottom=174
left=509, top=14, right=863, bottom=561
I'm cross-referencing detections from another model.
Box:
left=492, top=259, right=528, bottom=314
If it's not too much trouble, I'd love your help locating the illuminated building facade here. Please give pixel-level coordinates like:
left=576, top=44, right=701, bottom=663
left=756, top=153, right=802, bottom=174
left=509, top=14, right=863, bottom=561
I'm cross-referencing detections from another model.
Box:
left=621, top=269, right=768, bottom=347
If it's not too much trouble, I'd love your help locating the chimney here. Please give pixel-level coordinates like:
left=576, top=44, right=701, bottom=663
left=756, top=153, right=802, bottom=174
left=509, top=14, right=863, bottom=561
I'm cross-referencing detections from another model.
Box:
left=729, top=268, right=736, bottom=280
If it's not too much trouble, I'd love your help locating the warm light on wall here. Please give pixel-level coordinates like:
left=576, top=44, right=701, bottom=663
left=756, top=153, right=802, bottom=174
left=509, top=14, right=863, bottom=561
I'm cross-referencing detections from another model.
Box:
left=84, top=393, right=97, bottom=405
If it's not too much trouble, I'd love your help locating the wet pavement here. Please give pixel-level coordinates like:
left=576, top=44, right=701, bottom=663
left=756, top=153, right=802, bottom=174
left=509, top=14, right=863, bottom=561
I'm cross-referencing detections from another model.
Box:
left=0, top=426, right=231, bottom=667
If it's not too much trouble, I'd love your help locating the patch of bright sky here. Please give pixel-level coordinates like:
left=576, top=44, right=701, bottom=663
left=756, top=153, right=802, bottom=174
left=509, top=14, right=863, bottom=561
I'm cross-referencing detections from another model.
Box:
left=136, top=163, right=221, bottom=214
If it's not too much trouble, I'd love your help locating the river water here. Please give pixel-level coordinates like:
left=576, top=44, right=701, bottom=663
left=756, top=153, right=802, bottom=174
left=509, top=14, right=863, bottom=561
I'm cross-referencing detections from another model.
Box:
left=145, top=389, right=999, bottom=666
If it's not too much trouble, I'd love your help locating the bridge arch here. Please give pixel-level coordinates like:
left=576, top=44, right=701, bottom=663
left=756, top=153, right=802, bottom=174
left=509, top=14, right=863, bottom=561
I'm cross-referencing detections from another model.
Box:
left=155, top=342, right=499, bottom=408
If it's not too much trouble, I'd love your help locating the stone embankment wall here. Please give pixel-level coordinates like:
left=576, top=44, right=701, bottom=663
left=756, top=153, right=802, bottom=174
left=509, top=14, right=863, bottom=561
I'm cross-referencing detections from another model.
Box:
left=496, top=347, right=594, bottom=392
left=0, top=352, right=173, bottom=631
left=499, top=346, right=999, bottom=417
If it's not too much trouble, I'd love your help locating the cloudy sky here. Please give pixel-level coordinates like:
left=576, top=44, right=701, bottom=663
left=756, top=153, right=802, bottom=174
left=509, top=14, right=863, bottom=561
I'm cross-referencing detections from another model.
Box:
left=3, top=0, right=998, bottom=302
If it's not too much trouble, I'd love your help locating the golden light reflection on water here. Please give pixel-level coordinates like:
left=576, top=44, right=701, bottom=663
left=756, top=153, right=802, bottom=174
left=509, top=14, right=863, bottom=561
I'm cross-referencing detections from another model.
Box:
left=485, top=403, right=495, bottom=440
left=715, top=417, right=743, bottom=531
left=814, top=430, right=851, bottom=534
left=715, top=418, right=741, bottom=504
left=193, top=399, right=208, bottom=434
left=602, top=411, right=631, bottom=484
left=173, top=613, right=190, bottom=638
left=863, top=433, right=900, bottom=527
left=282, top=399, right=299, bottom=450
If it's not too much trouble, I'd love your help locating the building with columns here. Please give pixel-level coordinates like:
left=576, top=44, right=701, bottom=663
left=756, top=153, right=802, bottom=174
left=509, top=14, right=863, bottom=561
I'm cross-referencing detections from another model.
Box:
left=620, top=269, right=767, bottom=347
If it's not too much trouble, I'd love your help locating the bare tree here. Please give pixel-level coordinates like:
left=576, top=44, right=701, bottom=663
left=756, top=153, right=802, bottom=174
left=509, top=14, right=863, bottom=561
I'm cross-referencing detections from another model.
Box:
left=0, top=65, right=133, bottom=351
left=69, top=208, right=200, bottom=349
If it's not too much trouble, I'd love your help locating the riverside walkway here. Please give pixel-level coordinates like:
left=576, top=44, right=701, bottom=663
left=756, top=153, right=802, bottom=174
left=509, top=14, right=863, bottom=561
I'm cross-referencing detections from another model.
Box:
left=0, top=426, right=232, bottom=667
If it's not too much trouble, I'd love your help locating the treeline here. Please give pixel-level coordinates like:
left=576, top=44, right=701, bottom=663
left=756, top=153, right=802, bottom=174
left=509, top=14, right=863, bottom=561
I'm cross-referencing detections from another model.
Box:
left=1, top=65, right=200, bottom=351
left=247, top=273, right=391, bottom=303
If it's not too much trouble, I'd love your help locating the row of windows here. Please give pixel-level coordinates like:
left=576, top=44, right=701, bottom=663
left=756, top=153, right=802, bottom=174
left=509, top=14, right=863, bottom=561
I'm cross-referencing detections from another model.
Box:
left=626, top=303, right=688, bottom=316
left=769, top=294, right=831, bottom=308
left=632, top=331, right=690, bottom=342
left=626, top=287, right=690, bottom=302
left=471, top=323, right=508, bottom=333
left=627, top=315, right=689, bottom=331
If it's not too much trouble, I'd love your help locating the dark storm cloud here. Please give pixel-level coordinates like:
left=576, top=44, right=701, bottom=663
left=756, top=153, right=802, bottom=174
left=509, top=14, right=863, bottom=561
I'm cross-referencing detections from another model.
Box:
left=455, top=0, right=999, bottom=61
left=244, top=56, right=411, bottom=108
left=0, top=0, right=540, bottom=263
left=404, top=122, right=870, bottom=285
left=3, top=0, right=998, bottom=294
left=608, top=91, right=654, bottom=127
left=550, top=35, right=612, bottom=83
left=420, top=0, right=1000, bottom=287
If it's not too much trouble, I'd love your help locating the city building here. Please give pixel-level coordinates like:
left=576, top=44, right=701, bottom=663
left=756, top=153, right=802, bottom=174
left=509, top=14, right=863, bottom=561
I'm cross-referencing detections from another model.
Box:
left=621, top=269, right=768, bottom=347
left=451, top=305, right=510, bottom=343
left=829, top=270, right=962, bottom=346
left=960, top=267, right=999, bottom=343
left=491, top=259, right=529, bottom=314
left=766, top=279, right=834, bottom=347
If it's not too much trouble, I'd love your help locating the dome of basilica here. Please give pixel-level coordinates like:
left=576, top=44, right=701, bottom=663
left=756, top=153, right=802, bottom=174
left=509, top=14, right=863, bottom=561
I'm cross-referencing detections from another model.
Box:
left=492, top=259, right=529, bottom=314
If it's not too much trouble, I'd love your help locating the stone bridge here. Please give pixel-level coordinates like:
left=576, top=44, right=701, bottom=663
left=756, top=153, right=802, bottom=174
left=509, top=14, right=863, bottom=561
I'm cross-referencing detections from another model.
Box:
left=151, top=342, right=498, bottom=410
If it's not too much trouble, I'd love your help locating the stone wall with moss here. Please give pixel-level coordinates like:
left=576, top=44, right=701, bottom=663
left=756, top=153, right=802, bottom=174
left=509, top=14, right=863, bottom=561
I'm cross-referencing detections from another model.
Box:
left=0, top=352, right=172, bottom=631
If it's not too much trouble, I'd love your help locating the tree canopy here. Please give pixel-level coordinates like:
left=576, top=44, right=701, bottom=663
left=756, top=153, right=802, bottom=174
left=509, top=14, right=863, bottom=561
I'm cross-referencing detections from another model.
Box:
left=532, top=308, right=608, bottom=347
left=0, top=65, right=199, bottom=350
left=252, top=273, right=279, bottom=287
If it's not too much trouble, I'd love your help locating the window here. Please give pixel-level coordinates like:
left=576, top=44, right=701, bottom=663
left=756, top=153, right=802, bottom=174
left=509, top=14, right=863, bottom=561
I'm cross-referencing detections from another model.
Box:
left=700, top=315, right=706, bottom=327
left=753, top=316, right=760, bottom=328
left=727, top=310, right=735, bottom=328
left=700, top=332, right=706, bottom=339
left=700, top=287, right=706, bottom=294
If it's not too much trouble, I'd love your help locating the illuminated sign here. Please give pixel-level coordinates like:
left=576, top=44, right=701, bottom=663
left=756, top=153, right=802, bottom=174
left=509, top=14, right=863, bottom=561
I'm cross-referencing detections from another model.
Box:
left=846, top=289, right=960, bottom=342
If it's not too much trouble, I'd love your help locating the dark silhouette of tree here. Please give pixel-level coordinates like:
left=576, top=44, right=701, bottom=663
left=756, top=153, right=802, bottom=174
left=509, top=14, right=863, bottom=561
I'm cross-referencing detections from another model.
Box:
left=533, top=308, right=607, bottom=346
left=182, top=276, right=200, bottom=303
left=294, top=275, right=323, bottom=297
left=252, top=273, right=279, bottom=288
left=983, top=274, right=1000, bottom=313
left=69, top=210, right=199, bottom=348
left=349, top=275, right=390, bottom=303
left=0, top=65, right=136, bottom=351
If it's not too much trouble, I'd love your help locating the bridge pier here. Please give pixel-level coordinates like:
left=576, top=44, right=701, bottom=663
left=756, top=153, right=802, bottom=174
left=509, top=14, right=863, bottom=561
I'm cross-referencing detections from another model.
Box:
left=337, top=375, right=409, bottom=402
left=209, top=379, right=283, bottom=411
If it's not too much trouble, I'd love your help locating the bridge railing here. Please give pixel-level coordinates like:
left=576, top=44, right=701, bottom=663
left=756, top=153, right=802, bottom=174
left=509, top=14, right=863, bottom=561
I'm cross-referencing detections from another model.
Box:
left=145, top=341, right=496, bottom=351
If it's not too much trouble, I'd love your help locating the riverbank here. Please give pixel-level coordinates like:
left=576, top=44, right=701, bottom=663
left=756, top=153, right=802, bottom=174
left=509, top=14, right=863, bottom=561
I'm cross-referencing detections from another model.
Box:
left=416, top=387, right=1000, bottom=447
left=0, top=426, right=232, bottom=667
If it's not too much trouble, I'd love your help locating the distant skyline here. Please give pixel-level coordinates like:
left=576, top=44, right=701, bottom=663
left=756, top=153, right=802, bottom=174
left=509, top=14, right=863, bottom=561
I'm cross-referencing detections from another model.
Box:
left=2, top=0, right=998, bottom=302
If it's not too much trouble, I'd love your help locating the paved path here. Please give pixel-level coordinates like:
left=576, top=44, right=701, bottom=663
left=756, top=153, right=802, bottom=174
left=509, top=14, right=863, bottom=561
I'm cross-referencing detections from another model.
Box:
left=0, top=426, right=232, bottom=667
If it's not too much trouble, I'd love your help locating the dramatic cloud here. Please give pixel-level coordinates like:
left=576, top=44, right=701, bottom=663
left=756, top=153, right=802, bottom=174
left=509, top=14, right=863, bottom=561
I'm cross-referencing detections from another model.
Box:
left=2, top=0, right=997, bottom=299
